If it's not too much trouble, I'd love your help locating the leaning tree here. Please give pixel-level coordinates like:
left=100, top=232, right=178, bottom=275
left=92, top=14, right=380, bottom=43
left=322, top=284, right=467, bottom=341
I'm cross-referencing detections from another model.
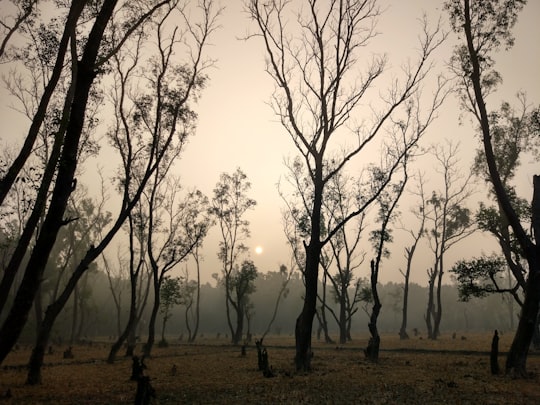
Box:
left=247, top=0, right=448, bottom=370
left=445, top=0, right=539, bottom=376
left=1, top=0, right=219, bottom=382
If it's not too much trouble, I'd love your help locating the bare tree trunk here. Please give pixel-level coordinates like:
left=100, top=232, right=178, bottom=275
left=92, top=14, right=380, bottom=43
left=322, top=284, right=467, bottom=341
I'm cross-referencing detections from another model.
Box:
left=70, top=284, right=79, bottom=345
left=338, top=289, right=347, bottom=344
left=232, top=304, right=244, bottom=345
left=319, top=273, right=334, bottom=344
left=295, top=240, right=320, bottom=371
left=34, top=285, right=44, bottom=337
left=425, top=268, right=435, bottom=340
left=108, top=262, right=139, bottom=363
left=505, top=176, right=540, bottom=375
left=399, top=270, right=410, bottom=340
left=224, top=279, right=235, bottom=344
left=365, top=260, right=381, bottom=361
left=433, top=258, right=444, bottom=339
left=188, top=251, right=202, bottom=343
left=143, top=279, right=160, bottom=357
left=261, top=273, right=290, bottom=340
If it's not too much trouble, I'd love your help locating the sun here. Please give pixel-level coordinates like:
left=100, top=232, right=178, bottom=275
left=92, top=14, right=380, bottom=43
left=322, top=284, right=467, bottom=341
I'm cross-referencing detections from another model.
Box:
left=255, top=246, right=263, bottom=255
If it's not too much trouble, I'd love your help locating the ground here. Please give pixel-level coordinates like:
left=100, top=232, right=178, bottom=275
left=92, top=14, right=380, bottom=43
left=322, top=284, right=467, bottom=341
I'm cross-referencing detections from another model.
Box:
left=1, top=332, right=539, bottom=404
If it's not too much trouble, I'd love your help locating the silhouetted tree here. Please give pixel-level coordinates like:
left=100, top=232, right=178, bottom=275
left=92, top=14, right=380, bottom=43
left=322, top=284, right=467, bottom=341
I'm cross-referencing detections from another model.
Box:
left=227, top=260, right=258, bottom=345
left=324, top=173, right=367, bottom=344
left=210, top=168, right=257, bottom=345
left=159, top=276, right=182, bottom=346
left=19, top=1, right=218, bottom=382
left=248, top=0, right=447, bottom=370
left=398, top=173, right=427, bottom=340
left=446, top=0, right=539, bottom=376
left=366, top=158, right=409, bottom=361
left=0, top=0, right=120, bottom=368
left=424, top=141, right=475, bottom=339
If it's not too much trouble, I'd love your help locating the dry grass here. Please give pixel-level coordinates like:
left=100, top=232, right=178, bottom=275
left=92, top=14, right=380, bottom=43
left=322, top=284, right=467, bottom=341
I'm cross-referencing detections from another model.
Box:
left=1, top=333, right=540, bottom=404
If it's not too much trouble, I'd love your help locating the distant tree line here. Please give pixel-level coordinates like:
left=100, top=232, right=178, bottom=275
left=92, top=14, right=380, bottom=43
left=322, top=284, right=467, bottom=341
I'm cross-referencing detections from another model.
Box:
left=10, top=268, right=517, bottom=345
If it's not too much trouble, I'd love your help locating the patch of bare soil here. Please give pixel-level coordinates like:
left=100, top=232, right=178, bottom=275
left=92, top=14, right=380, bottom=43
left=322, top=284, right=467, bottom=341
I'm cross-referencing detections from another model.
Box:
left=1, top=333, right=539, bottom=404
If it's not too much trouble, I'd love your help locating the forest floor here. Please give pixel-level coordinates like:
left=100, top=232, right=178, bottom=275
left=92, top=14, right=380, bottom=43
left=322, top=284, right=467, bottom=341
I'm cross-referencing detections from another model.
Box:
left=1, top=332, right=540, bottom=404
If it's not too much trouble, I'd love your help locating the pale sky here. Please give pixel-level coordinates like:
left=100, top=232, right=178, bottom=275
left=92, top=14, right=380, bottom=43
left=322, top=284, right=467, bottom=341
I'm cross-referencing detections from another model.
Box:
left=1, top=1, right=539, bottom=286
left=175, top=0, right=540, bottom=285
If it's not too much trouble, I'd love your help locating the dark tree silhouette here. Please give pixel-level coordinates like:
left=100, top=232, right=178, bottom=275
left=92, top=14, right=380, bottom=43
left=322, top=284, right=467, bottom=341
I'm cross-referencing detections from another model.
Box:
left=248, top=0, right=447, bottom=370
left=445, top=0, right=539, bottom=376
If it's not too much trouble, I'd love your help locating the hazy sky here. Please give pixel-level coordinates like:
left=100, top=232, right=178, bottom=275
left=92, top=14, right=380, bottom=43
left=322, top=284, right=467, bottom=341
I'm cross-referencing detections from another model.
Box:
left=174, top=0, right=540, bottom=285
left=1, top=1, right=539, bottom=286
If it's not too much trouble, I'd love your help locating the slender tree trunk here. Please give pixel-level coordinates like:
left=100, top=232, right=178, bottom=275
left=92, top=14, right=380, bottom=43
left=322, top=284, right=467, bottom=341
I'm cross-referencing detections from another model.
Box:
left=399, top=270, right=410, bottom=340
left=185, top=303, right=193, bottom=341
left=70, top=285, right=79, bottom=345
left=233, top=304, right=244, bottom=345
left=34, top=285, right=44, bottom=337
left=365, top=259, right=381, bottom=361
left=143, top=281, right=160, bottom=357
left=160, top=314, right=168, bottom=344
left=108, top=264, right=139, bottom=363
left=0, top=0, right=118, bottom=365
left=189, top=252, right=201, bottom=343
left=261, top=274, right=290, bottom=340
left=319, top=271, right=334, bottom=344
left=339, top=289, right=347, bottom=344
left=425, top=269, right=435, bottom=339
left=224, top=279, right=235, bottom=344
left=433, top=258, right=444, bottom=339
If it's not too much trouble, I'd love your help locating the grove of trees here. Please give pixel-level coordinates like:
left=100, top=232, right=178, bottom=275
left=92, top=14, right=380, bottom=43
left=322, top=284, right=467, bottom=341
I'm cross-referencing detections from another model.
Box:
left=0, top=0, right=538, bottom=386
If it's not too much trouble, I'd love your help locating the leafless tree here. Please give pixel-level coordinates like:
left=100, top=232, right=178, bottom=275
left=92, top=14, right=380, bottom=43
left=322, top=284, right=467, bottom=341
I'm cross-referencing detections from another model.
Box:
left=365, top=154, right=410, bottom=361
left=324, top=174, right=367, bottom=344
left=424, top=140, right=475, bottom=340
left=247, top=0, right=447, bottom=370
left=144, top=177, right=210, bottom=357
left=397, top=173, right=427, bottom=340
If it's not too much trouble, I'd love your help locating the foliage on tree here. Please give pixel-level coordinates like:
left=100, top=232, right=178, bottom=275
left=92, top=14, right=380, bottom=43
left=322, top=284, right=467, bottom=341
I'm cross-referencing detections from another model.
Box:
left=210, top=168, right=256, bottom=345
left=445, top=0, right=539, bottom=376
left=450, top=255, right=515, bottom=300
left=0, top=1, right=219, bottom=383
left=159, top=276, right=183, bottom=346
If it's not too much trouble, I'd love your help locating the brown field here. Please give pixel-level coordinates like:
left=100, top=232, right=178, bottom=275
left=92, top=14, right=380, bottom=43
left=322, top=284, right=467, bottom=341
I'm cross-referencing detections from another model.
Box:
left=1, top=332, right=540, bottom=404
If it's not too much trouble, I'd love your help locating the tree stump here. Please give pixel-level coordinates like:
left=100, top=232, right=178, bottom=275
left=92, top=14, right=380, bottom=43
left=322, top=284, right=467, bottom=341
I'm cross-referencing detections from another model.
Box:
left=255, top=339, right=264, bottom=371
left=490, top=329, right=500, bottom=375
left=261, top=348, right=275, bottom=377
left=134, top=376, right=155, bottom=405
left=63, top=346, right=74, bottom=359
